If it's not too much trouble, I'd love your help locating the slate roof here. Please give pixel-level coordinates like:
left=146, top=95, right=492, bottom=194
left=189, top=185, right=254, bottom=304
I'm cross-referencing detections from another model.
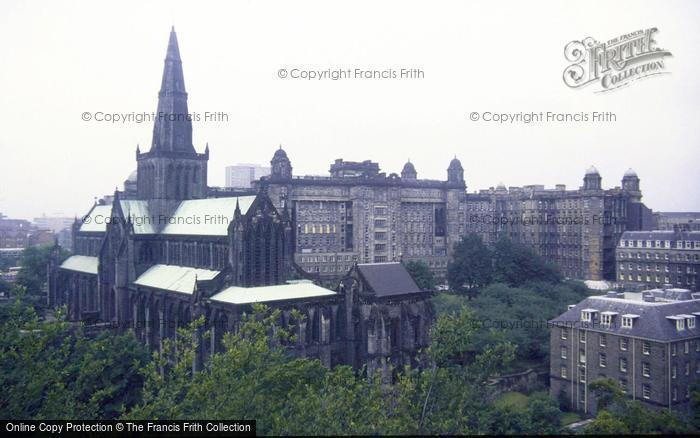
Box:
left=550, top=294, right=700, bottom=341
left=211, top=280, right=336, bottom=305
left=356, top=262, right=423, bottom=297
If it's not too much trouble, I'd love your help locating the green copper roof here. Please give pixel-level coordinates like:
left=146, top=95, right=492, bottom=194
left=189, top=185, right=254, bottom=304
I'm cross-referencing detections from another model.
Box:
left=211, top=280, right=336, bottom=305
left=60, top=255, right=99, bottom=275
left=134, top=264, right=220, bottom=294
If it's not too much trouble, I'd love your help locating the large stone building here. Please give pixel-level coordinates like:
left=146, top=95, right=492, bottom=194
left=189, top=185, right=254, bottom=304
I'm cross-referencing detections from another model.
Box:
left=654, top=212, right=700, bottom=232
left=549, top=288, right=700, bottom=415
left=48, top=28, right=432, bottom=376
left=258, top=153, right=652, bottom=281
left=616, top=230, right=700, bottom=291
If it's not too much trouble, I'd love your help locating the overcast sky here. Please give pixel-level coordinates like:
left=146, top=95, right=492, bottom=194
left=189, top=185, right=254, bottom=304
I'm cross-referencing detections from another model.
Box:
left=0, top=0, right=698, bottom=220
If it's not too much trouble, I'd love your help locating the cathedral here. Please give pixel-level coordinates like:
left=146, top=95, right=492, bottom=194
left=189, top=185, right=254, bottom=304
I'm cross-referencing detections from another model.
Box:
left=48, top=28, right=433, bottom=376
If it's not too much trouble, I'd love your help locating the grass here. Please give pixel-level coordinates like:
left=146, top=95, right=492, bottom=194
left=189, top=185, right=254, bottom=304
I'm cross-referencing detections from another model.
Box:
left=561, top=412, right=581, bottom=425
left=493, top=391, right=529, bottom=412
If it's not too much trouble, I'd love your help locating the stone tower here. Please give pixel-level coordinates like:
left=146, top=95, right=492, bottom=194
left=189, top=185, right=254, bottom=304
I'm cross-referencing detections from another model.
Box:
left=447, top=157, right=465, bottom=186
left=401, top=160, right=417, bottom=180
left=136, top=27, right=208, bottom=201
left=270, top=146, right=293, bottom=181
left=583, top=166, right=602, bottom=191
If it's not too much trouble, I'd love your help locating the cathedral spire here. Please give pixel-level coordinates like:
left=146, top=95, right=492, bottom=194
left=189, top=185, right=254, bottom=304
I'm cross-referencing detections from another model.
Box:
left=150, top=27, right=195, bottom=154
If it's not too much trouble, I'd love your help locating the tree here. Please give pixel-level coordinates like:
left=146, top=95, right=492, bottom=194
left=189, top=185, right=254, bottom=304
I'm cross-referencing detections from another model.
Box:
left=447, top=233, right=493, bottom=297
left=15, top=244, right=68, bottom=295
left=492, top=237, right=561, bottom=286
left=584, top=410, right=630, bottom=434
left=691, top=383, right=700, bottom=430
left=405, top=260, right=436, bottom=291
left=0, top=296, right=148, bottom=419
left=585, top=379, right=694, bottom=434
left=589, top=378, right=625, bottom=412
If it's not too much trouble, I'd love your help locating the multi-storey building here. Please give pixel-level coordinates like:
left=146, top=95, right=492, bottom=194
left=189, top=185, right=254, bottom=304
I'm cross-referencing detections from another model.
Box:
left=549, top=288, right=700, bottom=415
left=0, top=213, right=55, bottom=249
left=225, top=164, right=271, bottom=189
left=259, top=156, right=465, bottom=279
left=654, top=212, right=700, bottom=232
left=616, top=230, right=700, bottom=291
left=259, top=154, right=652, bottom=281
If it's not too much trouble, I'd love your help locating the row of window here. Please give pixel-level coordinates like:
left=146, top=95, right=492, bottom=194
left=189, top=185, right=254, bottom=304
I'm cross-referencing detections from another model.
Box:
left=619, top=273, right=696, bottom=286
left=622, top=239, right=700, bottom=250
left=562, top=329, right=700, bottom=353
left=620, top=263, right=697, bottom=273
left=563, top=358, right=699, bottom=379
left=619, top=251, right=700, bottom=261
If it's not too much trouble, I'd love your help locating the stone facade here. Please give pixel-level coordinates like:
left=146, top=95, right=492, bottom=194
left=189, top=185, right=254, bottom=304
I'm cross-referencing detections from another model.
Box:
left=259, top=155, right=652, bottom=281
left=549, top=290, right=700, bottom=415
left=616, top=230, right=700, bottom=291
left=47, top=28, right=432, bottom=374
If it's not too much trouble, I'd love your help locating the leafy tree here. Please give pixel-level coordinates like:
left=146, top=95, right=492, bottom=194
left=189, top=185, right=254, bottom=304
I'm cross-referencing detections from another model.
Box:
left=405, top=260, right=436, bottom=291
left=0, top=296, right=147, bottom=419
left=434, top=281, right=588, bottom=362
left=447, top=233, right=493, bottom=297
left=585, top=378, right=694, bottom=434
left=522, top=392, right=563, bottom=434
left=584, top=410, right=630, bottom=434
left=589, top=378, right=625, bottom=412
left=492, top=237, right=561, bottom=286
left=15, top=244, right=68, bottom=296
left=691, top=383, right=700, bottom=430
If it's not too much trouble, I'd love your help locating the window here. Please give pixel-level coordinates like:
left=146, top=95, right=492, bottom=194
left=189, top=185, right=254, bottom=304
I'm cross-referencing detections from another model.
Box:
left=561, top=366, right=567, bottom=379
left=685, top=341, right=689, bottom=354
left=561, top=328, right=568, bottom=340
left=642, top=362, right=650, bottom=377
left=685, top=362, right=690, bottom=376
left=620, top=358, right=628, bottom=373
left=599, top=353, right=607, bottom=368
left=642, top=341, right=651, bottom=355
left=676, top=319, right=685, bottom=331
left=580, top=331, right=586, bottom=343
left=579, top=366, right=586, bottom=383
left=672, top=343, right=677, bottom=356
left=672, top=365, right=677, bottom=379
left=622, top=317, right=634, bottom=328
left=620, top=338, right=628, bottom=351
left=601, top=313, right=614, bottom=326
left=599, top=334, right=607, bottom=347
left=579, top=349, right=586, bottom=363
left=672, top=387, right=677, bottom=402
left=643, top=384, right=651, bottom=400
left=619, top=378, right=627, bottom=393
left=561, top=346, right=567, bottom=359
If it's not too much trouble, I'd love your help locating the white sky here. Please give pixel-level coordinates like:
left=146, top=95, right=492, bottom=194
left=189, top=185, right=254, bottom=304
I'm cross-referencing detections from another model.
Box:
left=0, top=0, right=698, bottom=220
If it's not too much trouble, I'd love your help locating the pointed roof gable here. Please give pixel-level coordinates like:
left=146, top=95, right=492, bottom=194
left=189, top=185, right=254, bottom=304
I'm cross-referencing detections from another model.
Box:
left=355, top=262, right=423, bottom=297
